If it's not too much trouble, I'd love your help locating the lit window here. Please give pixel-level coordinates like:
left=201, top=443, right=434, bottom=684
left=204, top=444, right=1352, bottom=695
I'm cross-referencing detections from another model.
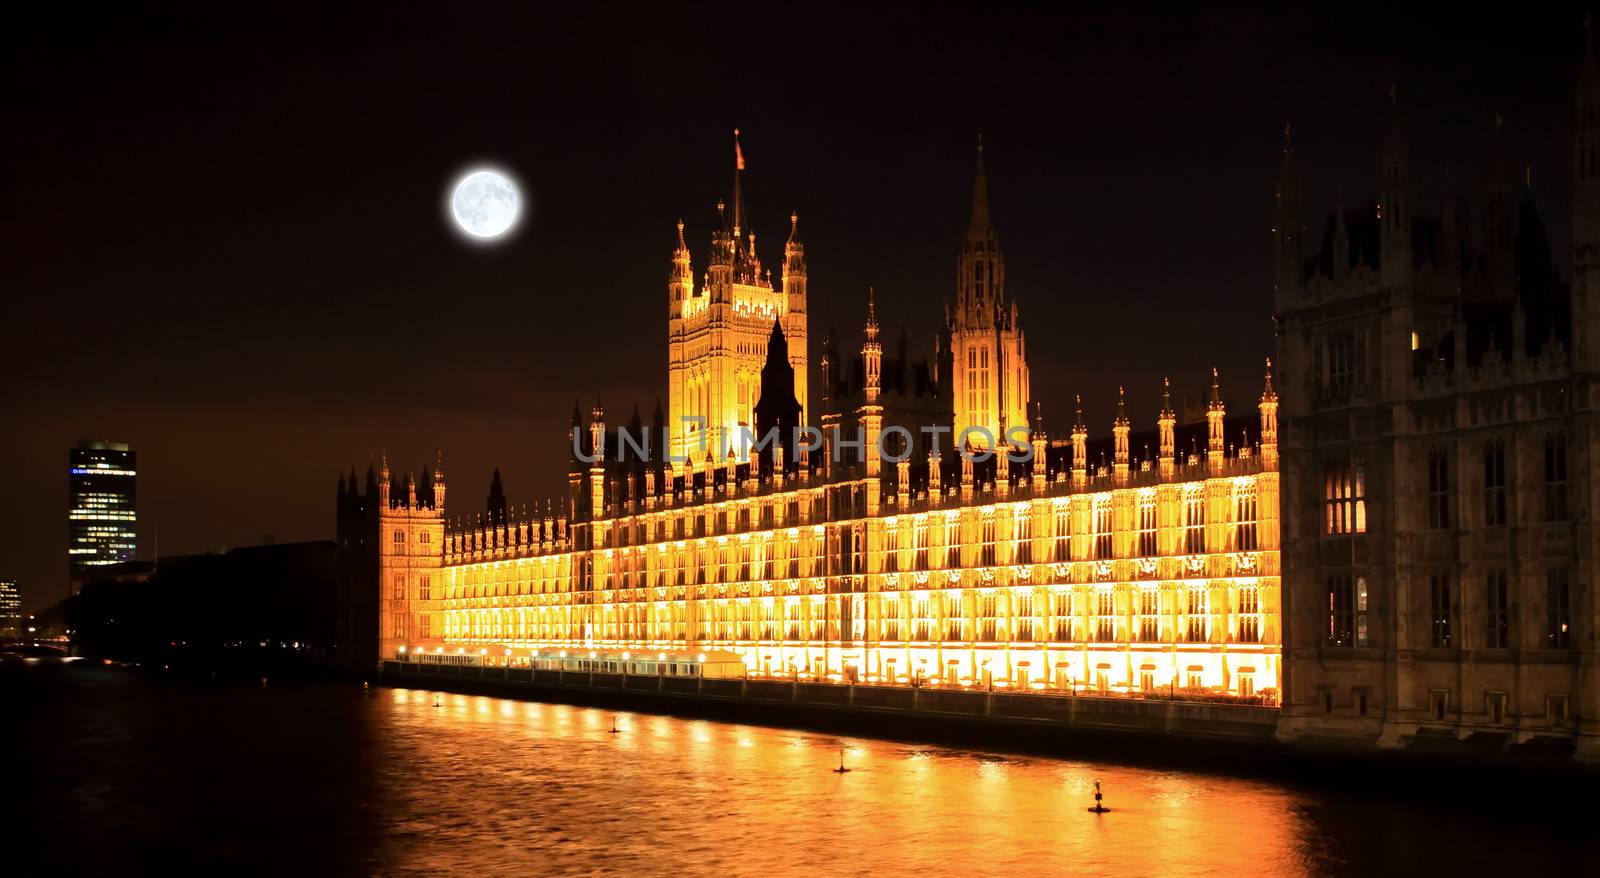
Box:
left=1547, top=567, right=1571, bottom=648
left=1324, top=460, right=1366, bottom=534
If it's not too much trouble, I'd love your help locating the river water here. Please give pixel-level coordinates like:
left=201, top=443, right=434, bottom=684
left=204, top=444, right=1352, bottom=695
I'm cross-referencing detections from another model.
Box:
left=7, top=662, right=1593, bottom=875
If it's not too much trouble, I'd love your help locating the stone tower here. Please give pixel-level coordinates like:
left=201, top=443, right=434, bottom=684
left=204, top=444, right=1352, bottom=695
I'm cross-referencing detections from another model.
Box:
left=667, top=130, right=808, bottom=463
left=376, top=453, right=446, bottom=661
left=948, top=138, right=1030, bottom=451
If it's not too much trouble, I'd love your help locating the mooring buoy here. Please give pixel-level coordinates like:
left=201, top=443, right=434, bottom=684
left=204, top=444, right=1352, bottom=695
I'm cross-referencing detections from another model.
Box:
left=832, top=745, right=852, bottom=773
left=1087, top=779, right=1111, bottom=813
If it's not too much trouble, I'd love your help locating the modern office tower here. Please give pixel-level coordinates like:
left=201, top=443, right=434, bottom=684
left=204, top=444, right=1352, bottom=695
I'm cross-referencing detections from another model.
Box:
left=0, top=580, right=21, bottom=640
left=68, top=441, right=138, bottom=593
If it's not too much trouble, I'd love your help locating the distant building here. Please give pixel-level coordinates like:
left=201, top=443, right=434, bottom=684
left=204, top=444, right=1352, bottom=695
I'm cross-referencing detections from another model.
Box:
left=0, top=579, right=21, bottom=641
left=335, top=466, right=382, bottom=669
left=70, top=543, right=336, bottom=661
left=69, top=441, right=137, bottom=594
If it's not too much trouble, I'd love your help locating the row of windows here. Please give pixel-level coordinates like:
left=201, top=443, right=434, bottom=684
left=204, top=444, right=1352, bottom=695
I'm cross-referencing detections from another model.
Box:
left=1327, top=568, right=1572, bottom=649
left=1325, top=433, right=1569, bottom=535
left=444, top=584, right=1266, bottom=646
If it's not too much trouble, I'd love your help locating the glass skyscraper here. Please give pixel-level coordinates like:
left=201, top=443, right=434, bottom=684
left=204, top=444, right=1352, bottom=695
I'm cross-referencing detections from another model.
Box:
left=69, top=441, right=137, bottom=590
left=0, top=579, right=21, bottom=640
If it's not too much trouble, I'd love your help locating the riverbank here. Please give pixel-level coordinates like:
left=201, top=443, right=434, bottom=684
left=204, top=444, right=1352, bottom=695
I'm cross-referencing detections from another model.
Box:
left=380, top=660, right=1596, bottom=797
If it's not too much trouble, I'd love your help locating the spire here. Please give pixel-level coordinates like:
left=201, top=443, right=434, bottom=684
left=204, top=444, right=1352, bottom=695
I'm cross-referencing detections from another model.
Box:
left=1259, top=356, right=1279, bottom=470
left=1158, top=377, right=1177, bottom=477
left=732, top=127, right=746, bottom=238
left=970, top=135, right=991, bottom=231
left=1380, top=84, right=1412, bottom=289
left=862, top=288, right=882, bottom=404
left=1070, top=393, right=1088, bottom=487
left=1113, top=386, right=1131, bottom=482
left=957, top=135, right=1004, bottom=323
left=766, top=316, right=789, bottom=364
left=1273, top=122, right=1304, bottom=304
left=1207, top=368, right=1226, bottom=472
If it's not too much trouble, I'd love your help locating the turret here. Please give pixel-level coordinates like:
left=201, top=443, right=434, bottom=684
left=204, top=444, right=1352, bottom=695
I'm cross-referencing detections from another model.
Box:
left=1158, top=378, right=1176, bottom=478
left=1380, top=87, right=1412, bottom=291
left=1030, top=403, right=1047, bottom=491
left=862, top=288, right=882, bottom=404
left=1112, top=386, right=1130, bottom=485
left=432, top=452, right=447, bottom=512
left=1259, top=358, right=1279, bottom=470
left=1207, top=368, right=1226, bottom=474
left=1070, top=395, right=1087, bottom=488
left=486, top=466, right=507, bottom=524
left=960, top=443, right=975, bottom=501
left=589, top=400, right=606, bottom=463
left=670, top=219, right=693, bottom=316
left=1272, top=124, right=1303, bottom=307
left=568, top=400, right=586, bottom=470
left=588, top=401, right=606, bottom=520
left=378, top=453, right=392, bottom=507
left=783, top=212, right=807, bottom=306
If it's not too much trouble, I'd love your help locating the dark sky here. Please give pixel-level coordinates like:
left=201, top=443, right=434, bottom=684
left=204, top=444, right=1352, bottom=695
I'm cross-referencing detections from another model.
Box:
left=2, top=3, right=1590, bottom=611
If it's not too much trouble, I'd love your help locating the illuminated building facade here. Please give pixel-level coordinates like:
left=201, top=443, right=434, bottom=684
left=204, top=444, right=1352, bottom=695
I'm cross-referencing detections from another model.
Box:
left=375, top=459, right=447, bottom=662
left=948, top=140, right=1030, bottom=450
left=375, top=146, right=1282, bottom=699
left=68, top=440, right=137, bottom=593
left=1276, top=41, right=1599, bottom=755
left=0, top=579, right=21, bottom=641
left=667, top=130, right=808, bottom=463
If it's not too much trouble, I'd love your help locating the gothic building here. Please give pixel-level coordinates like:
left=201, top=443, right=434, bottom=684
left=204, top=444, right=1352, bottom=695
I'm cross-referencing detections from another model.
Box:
left=367, top=143, right=1281, bottom=702
left=667, top=131, right=809, bottom=463
left=1275, top=45, right=1598, bottom=756
left=819, top=288, right=954, bottom=467
left=948, top=141, right=1030, bottom=450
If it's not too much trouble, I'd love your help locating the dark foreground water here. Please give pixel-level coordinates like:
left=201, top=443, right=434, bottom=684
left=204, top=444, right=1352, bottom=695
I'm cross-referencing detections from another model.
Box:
left=6, top=661, right=1595, bottom=876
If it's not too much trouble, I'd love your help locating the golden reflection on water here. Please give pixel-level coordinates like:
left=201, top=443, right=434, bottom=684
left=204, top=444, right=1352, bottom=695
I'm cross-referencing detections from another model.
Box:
left=377, top=687, right=1315, bottom=877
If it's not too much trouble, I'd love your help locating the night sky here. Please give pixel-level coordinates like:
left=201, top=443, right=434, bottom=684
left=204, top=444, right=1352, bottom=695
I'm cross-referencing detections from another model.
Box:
left=3, top=4, right=1591, bottom=611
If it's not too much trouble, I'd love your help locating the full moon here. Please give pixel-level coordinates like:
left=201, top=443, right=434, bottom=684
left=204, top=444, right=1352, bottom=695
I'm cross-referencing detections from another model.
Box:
left=449, top=168, right=521, bottom=240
